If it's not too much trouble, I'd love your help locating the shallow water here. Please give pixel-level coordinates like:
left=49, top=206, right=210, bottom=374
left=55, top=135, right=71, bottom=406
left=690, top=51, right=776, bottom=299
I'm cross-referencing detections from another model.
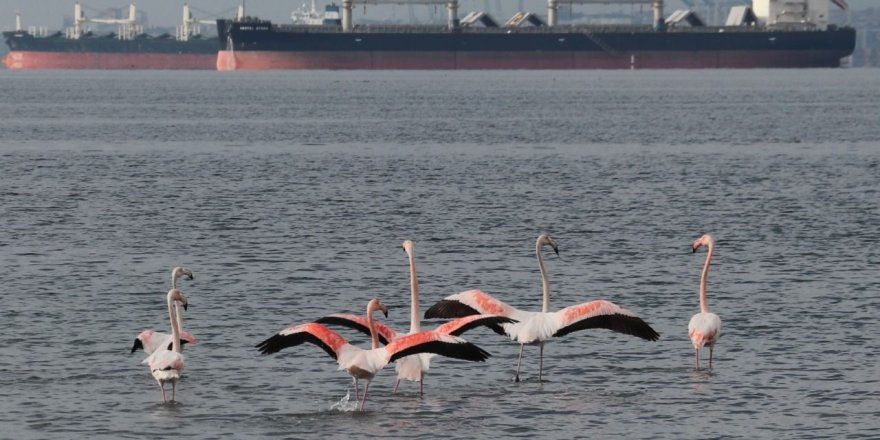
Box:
left=0, top=69, right=878, bottom=439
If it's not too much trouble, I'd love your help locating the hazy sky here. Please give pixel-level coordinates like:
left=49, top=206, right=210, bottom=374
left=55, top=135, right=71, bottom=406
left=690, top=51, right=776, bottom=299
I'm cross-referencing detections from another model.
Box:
left=0, top=0, right=868, bottom=29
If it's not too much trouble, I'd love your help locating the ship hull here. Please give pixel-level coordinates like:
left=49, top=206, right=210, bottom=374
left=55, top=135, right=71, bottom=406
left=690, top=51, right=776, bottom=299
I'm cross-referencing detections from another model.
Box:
left=2, top=31, right=218, bottom=70
left=217, top=48, right=848, bottom=70
left=3, top=50, right=216, bottom=69
left=216, top=21, right=856, bottom=70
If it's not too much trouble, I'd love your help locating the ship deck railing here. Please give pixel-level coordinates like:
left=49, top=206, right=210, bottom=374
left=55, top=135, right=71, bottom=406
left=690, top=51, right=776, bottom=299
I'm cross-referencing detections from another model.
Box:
left=271, top=23, right=829, bottom=34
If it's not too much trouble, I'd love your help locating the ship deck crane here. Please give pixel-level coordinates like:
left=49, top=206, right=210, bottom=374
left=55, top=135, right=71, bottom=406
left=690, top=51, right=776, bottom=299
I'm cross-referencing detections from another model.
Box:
left=338, top=0, right=664, bottom=32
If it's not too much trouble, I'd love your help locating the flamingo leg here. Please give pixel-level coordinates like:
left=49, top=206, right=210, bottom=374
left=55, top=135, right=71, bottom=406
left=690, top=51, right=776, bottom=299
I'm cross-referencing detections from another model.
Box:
left=159, top=382, right=167, bottom=403
left=353, top=377, right=360, bottom=401
left=514, top=344, right=525, bottom=382
left=538, top=343, right=544, bottom=383
left=359, top=382, right=371, bottom=411
left=709, top=347, right=713, bottom=369
left=419, top=372, right=424, bottom=396
left=694, top=349, right=700, bottom=370
left=392, top=379, right=400, bottom=394
left=172, top=381, right=177, bottom=402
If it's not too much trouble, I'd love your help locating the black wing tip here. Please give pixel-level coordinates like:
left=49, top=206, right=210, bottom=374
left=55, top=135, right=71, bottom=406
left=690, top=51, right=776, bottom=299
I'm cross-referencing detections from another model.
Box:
left=130, top=338, right=144, bottom=354
left=553, top=314, right=661, bottom=342
left=626, top=316, right=661, bottom=341
left=389, top=340, right=492, bottom=363
left=254, top=332, right=338, bottom=360
left=424, top=300, right=480, bottom=319
left=255, top=336, right=280, bottom=355
left=460, top=342, right=492, bottom=362
left=448, top=315, right=516, bottom=337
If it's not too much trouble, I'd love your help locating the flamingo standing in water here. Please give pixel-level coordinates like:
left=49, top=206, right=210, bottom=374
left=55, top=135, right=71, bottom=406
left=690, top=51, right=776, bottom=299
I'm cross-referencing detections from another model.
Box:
left=689, top=234, right=722, bottom=370
left=131, top=266, right=197, bottom=354
left=141, top=288, right=189, bottom=402
left=255, top=298, right=492, bottom=411
left=425, top=233, right=660, bottom=382
left=315, top=240, right=514, bottom=395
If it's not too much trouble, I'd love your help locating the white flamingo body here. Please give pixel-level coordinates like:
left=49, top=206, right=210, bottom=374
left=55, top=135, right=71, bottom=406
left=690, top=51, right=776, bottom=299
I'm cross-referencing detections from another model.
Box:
left=690, top=234, right=722, bottom=369
left=142, top=288, right=188, bottom=402
left=256, top=299, right=492, bottom=411
left=688, top=312, right=721, bottom=350
left=426, top=234, right=660, bottom=382
left=315, top=240, right=514, bottom=394
left=144, top=348, right=185, bottom=383
left=395, top=353, right=431, bottom=382
left=132, top=267, right=196, bottom=355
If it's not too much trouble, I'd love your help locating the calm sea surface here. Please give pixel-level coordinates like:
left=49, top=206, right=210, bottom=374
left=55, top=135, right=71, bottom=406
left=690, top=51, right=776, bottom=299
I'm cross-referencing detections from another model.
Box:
left=0, top=69, right=878, bottom=439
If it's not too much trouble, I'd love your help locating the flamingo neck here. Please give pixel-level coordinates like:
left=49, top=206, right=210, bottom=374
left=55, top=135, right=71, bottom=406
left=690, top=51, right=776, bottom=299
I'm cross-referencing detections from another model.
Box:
left=407, top=249, right=420, bottom=334
left=367, top=308, right=379, bottom=350
left=171, top=270, right=178, bottom=289
left=699, top=241, right=714, bottom=314
left=167, top=291, right=182, bottom=353
left=174, top=302, right=184, bottom=336
left=537, top=240, right=550, bottom=313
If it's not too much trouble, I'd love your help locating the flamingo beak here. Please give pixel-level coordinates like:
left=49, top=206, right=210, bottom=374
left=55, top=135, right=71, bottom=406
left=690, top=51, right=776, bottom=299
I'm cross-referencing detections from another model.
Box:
left=183, top=302, right=189, bottom=311
left=692, top=244, right=699, bottom=253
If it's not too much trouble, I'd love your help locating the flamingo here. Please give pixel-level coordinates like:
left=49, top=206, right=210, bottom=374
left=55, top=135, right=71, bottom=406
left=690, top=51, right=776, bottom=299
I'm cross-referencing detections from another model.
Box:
left=131, top=266, right=197, bottom=354
left=315, top=239, right=514, bottom=395
left=425, top=233, right=660, bottom=382
left=141, top=288, right=188, bottom=402
left=255, top=298, right=492, bottom=411
left=689, top=234, right=722, bottom=370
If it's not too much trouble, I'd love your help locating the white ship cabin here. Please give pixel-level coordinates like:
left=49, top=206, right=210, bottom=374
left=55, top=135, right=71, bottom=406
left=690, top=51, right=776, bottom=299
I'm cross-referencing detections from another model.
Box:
left=752, top=0, right=830, bottom=30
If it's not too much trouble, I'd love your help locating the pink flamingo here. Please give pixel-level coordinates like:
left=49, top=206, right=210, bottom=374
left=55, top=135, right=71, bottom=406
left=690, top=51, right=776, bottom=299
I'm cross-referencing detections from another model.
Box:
left=425, top=233, right=660, bottom=382
left=141, top=288, right=189, bottom=402
left=256, top=298, right=492, bottom=411
left=689, top=234, right=722, bottom=370
left=131, top=266, right=197, bottom=354
left=315, top=240, right=514, bottom=395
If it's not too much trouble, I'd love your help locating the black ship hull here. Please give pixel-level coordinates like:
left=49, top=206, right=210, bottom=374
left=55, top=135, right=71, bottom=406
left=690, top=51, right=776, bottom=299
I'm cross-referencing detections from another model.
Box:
left=216, top=20, right=856, bottom=70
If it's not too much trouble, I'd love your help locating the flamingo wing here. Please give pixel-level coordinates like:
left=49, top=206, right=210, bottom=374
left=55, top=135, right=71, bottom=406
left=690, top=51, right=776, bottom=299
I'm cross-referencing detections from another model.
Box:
left=385, top=331, right=491, bottom=363
left=424, top=289, right=518, bottom=319
left=255, top=322, right=349, bottom=360
left=553, top=300, right=660, bottom=341
left=314, top=313, right=398, bottom=345
left=433, top=315, right=517, bottom=337
left=132, top=330, right=196, bottom=354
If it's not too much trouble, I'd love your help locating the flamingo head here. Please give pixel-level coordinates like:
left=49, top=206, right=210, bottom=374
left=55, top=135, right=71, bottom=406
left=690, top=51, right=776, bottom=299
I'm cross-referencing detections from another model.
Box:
left=172, top=266, right=194, bottom=281
left=367, top=298, right=389, bottom=318
left=537, top=233, right=559, bottom=256
left=692, top=234, right=714, bottom=253
left=402, top=239, right=414, bottom=256
left=169, top=288, right=189, bottom=311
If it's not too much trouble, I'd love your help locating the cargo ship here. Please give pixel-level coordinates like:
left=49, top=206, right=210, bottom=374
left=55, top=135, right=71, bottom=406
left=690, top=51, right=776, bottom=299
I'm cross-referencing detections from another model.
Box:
left=2, top=3, right=221, bottom=70
left=216, top=0, right=856, bottom=70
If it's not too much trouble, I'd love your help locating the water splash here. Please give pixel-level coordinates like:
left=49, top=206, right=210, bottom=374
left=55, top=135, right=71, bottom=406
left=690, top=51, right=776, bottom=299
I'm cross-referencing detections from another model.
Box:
left=329, top=391, right=359, bottom=412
